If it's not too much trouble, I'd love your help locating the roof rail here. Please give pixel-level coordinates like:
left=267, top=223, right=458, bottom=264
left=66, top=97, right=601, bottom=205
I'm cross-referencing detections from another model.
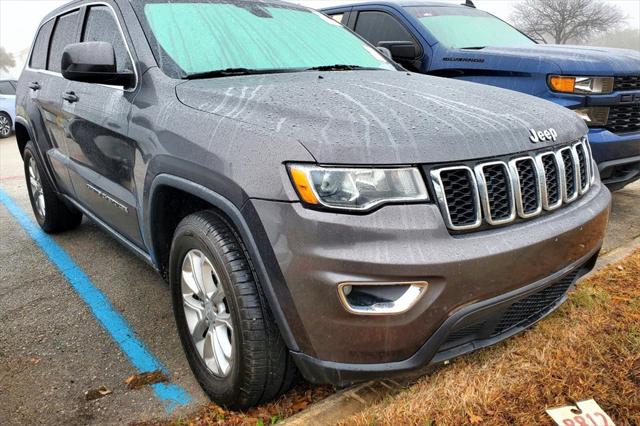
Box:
left=463, top=0, right=476, bottom=7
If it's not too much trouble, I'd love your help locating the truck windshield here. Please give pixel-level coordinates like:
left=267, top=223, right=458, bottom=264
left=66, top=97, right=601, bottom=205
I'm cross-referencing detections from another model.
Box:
left=406, top=6, right=535, bottom=49
left=134, top=0, right=395, bottom=78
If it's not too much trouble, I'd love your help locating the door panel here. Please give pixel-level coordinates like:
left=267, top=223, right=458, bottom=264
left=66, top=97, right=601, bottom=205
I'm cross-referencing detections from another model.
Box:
left=24, top=16, right=78, bottom=195
left=63, top=4, right=143, bottom=246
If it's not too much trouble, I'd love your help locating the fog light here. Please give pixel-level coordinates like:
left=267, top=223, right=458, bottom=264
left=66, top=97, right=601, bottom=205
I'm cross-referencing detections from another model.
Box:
left=574, top=107, right=609, bottom=127
left=338, top=282, right=428, bottom=315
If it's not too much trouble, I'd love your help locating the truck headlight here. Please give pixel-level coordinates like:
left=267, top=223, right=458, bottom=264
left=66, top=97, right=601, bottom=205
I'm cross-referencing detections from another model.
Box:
left=288, top=164, right=429, bottom=211
left=548, top=76, right=614, bottom=94
left=574, top=107, right=609, bottom=127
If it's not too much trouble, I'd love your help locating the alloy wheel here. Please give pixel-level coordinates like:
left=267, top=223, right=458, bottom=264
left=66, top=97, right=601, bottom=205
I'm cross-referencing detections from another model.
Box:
left=0, top=115, right=10, bottom=137
left=28, top=156, right=45, bottom=217
left=181, top=249, right=234, bottom=377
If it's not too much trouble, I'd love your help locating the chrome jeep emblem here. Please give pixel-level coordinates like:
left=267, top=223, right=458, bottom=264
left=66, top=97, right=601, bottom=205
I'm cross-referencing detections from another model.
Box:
left=529, top=128, right=558, bottom=143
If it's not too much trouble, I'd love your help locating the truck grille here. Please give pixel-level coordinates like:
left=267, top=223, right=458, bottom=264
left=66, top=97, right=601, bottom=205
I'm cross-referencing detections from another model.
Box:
left=613, top=75, right=640, bottom=92
left=605, top=104, right=640, bottom=134
left=431, top=139, right=593, bottom=231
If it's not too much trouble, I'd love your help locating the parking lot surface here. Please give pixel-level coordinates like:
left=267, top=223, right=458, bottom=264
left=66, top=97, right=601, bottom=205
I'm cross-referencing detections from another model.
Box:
left=1, top=135, right=639, bottom=425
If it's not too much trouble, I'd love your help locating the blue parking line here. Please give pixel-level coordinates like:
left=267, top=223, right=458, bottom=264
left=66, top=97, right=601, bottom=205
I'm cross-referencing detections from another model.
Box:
left=0, top=189, right=192, bottom=413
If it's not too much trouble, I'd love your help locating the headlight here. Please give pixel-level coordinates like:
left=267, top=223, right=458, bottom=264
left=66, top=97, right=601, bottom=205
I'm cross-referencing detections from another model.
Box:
left=288, top=164, right=429, bottom=211
left=548, top=76, right=614, bottom=94
left=574, top=107, right=609, bottom=127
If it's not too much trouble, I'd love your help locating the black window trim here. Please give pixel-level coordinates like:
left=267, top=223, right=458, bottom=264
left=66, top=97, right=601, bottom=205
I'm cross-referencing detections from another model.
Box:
left=46, top=9, right=82, bottom=73
left=25, top=1, right=139, bottom=92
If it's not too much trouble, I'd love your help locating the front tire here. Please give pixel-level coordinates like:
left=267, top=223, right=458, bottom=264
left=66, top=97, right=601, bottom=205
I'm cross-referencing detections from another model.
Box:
left=23, top=141, right=83, bottom=233
left=169, top=211, right=295, bottom=409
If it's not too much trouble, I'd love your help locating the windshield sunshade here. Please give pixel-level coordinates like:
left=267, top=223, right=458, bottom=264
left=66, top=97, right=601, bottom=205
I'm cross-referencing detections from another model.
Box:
left=142, top=2, right=394, bottom=77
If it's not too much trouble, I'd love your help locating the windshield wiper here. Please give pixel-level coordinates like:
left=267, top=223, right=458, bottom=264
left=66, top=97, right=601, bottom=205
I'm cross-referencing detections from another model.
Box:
left=184, top=68, right=293, bottom=79
left=459, top=46, right=486, bottom=50
left=305, top=64, right=382, bottom=72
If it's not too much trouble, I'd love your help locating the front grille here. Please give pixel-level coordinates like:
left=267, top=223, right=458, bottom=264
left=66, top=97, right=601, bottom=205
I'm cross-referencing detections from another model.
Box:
left=431, top=139, right=593, bottom=231
left=606, top=104, right=640, bottom=134
left=614, top=75, right=640, bottom=92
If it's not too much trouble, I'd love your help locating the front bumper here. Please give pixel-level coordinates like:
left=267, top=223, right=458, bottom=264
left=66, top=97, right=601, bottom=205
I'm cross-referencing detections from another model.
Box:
left=588, top=129, right=640, bottom=191
left=251, top=181, right=611, bottom=385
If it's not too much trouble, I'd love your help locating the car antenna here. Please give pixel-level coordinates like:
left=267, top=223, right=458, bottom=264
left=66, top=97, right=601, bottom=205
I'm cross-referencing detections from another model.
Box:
left=463, top=0, right=476, bottom=7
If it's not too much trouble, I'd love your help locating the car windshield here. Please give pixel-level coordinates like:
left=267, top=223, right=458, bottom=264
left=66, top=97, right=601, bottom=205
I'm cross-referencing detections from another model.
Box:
left=405, top=6, right=535, bottom=49
left=134, top=0, right=395, bottom=78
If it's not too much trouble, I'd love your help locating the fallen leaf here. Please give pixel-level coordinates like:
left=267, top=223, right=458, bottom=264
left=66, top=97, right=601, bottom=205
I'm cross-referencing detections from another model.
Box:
left=29, top=357, right=41, bottom=365
left=291, top=400, right=309, bottom=411
left=85, top=386, right=112, bottom=401
left=124, top=371, right=168, bottom=390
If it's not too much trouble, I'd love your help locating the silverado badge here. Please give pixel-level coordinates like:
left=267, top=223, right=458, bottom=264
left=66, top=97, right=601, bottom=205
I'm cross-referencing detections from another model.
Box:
left=529, top=128, right=558, bottom=143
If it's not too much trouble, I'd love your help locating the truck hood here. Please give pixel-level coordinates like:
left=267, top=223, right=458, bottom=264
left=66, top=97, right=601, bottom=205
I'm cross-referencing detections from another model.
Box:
left=436, top=44, right=640, bottom=76
left=176, top=70, right=587, bottom=164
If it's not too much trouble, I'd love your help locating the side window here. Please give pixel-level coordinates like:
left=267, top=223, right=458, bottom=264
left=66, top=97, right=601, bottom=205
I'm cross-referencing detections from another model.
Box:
left=0, top=82, right=16, bottom=95
left=29, top=20, right=54, bottom=69
left=47, top=10, right=80, bottom=72
left=82, top=6, right=132, bottom=72
left=329, top=13, right=344, bottom=24
left=354, top=11, right=413, bottom=46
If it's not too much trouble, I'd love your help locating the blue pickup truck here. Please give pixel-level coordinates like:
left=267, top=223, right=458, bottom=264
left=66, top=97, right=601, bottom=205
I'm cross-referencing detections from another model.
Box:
left=322, top=0, right=640, bottom=190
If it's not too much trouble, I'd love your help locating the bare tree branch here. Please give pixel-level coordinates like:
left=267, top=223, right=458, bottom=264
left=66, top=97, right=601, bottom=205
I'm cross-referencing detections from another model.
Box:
left=510, top=0, right=625, bottom=44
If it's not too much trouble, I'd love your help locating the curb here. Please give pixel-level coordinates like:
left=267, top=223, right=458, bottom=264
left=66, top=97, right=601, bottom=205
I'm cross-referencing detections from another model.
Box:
left=281, top=237, right=640, bottom=426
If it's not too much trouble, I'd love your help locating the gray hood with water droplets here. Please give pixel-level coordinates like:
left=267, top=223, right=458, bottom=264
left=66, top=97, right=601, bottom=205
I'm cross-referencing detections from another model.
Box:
left=176, top=70, right=587, bottom=164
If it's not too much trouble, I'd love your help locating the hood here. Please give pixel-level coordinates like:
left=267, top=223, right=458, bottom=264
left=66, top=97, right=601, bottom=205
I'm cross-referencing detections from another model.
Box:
left=435, top=44, right=640, bottom=76
left=176, top=70, right=587, bottom=164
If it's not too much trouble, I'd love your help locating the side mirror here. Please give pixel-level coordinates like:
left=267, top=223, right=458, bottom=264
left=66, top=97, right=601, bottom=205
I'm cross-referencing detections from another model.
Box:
left=377, top=41, right=419, bottom=60
left=61, top=42, right=134, bottom=87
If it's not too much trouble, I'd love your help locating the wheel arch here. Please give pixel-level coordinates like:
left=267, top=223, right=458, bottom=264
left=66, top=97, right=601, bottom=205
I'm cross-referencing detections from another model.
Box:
left=147, top=174, right=308, bottom=353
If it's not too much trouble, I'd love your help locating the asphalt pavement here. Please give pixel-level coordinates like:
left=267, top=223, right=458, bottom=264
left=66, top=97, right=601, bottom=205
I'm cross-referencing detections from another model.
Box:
left=1, top=135, right=639, bottom=425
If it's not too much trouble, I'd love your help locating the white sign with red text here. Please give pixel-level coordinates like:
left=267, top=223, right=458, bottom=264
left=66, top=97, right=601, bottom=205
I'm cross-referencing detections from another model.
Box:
left=546, top=399, right=615, bottom=426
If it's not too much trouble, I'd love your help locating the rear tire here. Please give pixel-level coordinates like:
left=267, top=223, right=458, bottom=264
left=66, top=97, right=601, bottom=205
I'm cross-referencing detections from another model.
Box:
left=169, top=211, right=296, bottom=409
left=23, top=141, right=83, bottom=233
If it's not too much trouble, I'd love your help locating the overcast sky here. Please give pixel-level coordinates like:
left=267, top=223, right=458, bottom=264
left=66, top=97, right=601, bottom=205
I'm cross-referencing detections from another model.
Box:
left=1, top=0, right=639, bottom=77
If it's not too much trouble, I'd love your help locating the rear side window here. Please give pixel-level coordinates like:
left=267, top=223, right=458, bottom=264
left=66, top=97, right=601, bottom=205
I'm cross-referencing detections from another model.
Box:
left=0, top=82, right=16, bottom=95
left=354, top=11, right=413, bottom=46
left=29, top=20, right=54, bottom=69
left=47, top=10, right=80, bottom=72
left=82, top=6, right=133, bottom=72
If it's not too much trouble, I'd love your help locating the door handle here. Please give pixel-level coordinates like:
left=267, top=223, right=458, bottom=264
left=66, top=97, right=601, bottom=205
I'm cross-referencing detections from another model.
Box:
left=62, top=91, right=79, bottom=103
left=28, top=82, right=41, bottom=90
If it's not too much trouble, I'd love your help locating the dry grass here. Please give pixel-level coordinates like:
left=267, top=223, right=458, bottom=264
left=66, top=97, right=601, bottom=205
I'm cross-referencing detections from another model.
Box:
left=340, top=250, right=640, bottom=426
left=138, top=383, right=333, bottom=426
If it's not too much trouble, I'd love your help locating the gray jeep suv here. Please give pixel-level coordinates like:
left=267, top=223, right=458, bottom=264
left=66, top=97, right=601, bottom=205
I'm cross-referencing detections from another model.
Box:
left=16, top=0, right=610, bottom=409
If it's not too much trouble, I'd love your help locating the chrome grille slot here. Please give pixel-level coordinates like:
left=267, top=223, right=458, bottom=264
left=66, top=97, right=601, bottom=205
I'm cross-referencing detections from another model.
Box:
left=509, top=157, right=541, bottom=218
left=431, top=166, right=481, bottom=231
left=475, top=162, right=515, bottom=225
left=431, top=139, right=594, bottom=232
left=574, top=141, right=590, bottom=194
left=537, top=152, right=563, bottom=210
left=558, top=147, right=579, bottom=203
